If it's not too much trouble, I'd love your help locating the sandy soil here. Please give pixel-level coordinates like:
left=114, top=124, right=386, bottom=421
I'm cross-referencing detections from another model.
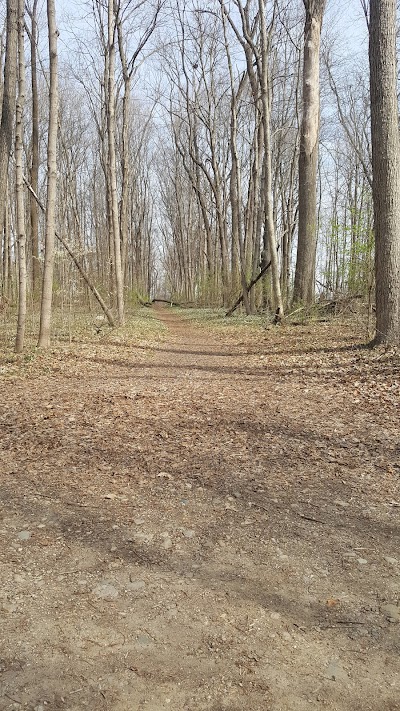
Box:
left=0, top=306, right=399, bottom=711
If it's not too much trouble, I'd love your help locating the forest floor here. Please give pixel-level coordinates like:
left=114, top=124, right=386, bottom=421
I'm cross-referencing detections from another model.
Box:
left=0, top=303, right=399, bottom=711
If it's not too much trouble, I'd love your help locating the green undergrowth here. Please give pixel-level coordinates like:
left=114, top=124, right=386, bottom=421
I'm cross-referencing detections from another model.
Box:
left=174, top=307, right=267, bottom=331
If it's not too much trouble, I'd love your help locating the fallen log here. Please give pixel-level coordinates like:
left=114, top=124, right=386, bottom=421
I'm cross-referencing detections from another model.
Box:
left=152, top=298, right=181, bottom=307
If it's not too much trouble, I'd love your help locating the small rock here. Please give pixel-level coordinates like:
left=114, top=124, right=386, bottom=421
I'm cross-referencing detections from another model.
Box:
left=384, top=556, right=398, bottom=566
left=183, top=529, right=195, bottom=538
left=381, top=604, right=400, bottom=623
left=17, top=530, right=31, bottom=541
left=34, top=705, right=45, bottom=711
left=136, top=634, right=152, bottom=647
left=110, top=544, right=117, bottom=552
left=357, top=558, right=368, bottom=565
left=14, top=574, right=26, bottom=583
left=2, top=602, right=17, bottom=613
left=270, top=612, right=281, bottom=620
left=126, top=580, right=146, bottom=591
left=334, top=499, right=349, bottom=508
left=224, top=503, right=237, bottom=511
left=134, top=517, right=145, bottom=525
left=326, top=660, right=349, bottom=682
left=92, top=582, right=119, bottom=600
left=131, top=532, right=154, bottom=544
left=157, top=471, right=172, bottom=479
left=162, top=537, right=173, bottom=550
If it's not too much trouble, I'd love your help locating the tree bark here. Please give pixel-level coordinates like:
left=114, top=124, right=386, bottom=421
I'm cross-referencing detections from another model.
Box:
left=293, top=0, right=326, bottom=306
left=0, top=0, right=18, bottom=233
left=222, top=14, right=250, bottom=314
left=26, top=0, right=40, bottom=295
left=107, top=0, right=124, bottom=325
left=38, top=0, right=59, bottom=347
left=369, top=0, right=400, bottom=344
left=258, top=0, right=284, bottom=317
left=15, top=0, right=26, bottom=353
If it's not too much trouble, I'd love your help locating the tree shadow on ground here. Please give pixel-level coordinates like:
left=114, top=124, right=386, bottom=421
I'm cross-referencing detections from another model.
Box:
left=1, top=479, right=398, bottom=658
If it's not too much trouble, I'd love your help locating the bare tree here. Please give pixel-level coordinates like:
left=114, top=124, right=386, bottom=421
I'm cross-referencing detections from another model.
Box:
left=15, top=0, right=26, bottom=352
left=26, top=0, right=40, bottom=294
left=116, top=0, right=161, bottom=281
left=293, top=0, right=326, bottom=306
left=221, top=0, right=284, bottom=316
left=0, top=0, right=18, bottom=232
left=369, top=0, right=400, bottom=344
left=222, top=14, right=251, bottom=314
left=38, top=0, right=59, bottom=347
left=258, top=0, right=284, bottom=317
left=106, top=0, right=124, bottom=324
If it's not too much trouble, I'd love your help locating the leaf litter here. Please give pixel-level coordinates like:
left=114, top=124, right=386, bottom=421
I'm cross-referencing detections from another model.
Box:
left=0, top=305, right=399, bottom=711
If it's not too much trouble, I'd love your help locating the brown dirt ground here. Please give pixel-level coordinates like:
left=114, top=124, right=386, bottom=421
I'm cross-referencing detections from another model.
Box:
left=0, top=305, right=400, bottom=711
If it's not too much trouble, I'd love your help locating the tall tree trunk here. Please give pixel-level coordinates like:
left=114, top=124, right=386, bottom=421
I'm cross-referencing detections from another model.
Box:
left=119, top=75, right=130, bottom=281
left=258, top=0, right=284, bottom=317
left=222, top=15, right=250, bottom=313
left=0, top=0, right=18, bottom=233
left=38, top=0, right=58, bottom=347
left=27, top=0, right=40, bottom=295
left=15, top=0, right=26, bottom=353
left=369, top=0, right=400, bottom=344
left=107, top=0, right=124, bottom=325
left=2, top=183, right=11, bottom=299
left=293, top=0, right=326, bottom=306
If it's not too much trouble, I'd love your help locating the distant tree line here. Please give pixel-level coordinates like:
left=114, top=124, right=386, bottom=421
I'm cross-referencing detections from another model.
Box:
left=0, top=0, right=398, bottom=347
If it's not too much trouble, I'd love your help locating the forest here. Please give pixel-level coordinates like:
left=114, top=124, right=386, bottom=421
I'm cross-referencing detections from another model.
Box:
left=0, top=0, right=399, bottom=347
left=0, top=1, right=399, bottom=710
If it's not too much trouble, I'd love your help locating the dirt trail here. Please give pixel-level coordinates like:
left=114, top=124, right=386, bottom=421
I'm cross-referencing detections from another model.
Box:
left=0, top=306, right=399, bottom=711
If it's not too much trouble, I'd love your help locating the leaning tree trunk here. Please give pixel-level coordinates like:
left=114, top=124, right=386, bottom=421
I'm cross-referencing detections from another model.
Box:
left=0, top=0, right=18, bottom=233
left=369, top=0, right=400, bottom=344
left=15, top=0, right=26, bottom=353
left=38, top=0, right=58, bottom=348
left=293, top=0, right=326, bottom=306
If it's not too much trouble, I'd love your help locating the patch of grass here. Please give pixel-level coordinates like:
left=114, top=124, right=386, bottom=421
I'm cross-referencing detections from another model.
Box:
left=174, top=307, right=267, bottom=331
left=0, top=304, right=167, bottom=377
left=101, top=307, right=167, bottom=346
